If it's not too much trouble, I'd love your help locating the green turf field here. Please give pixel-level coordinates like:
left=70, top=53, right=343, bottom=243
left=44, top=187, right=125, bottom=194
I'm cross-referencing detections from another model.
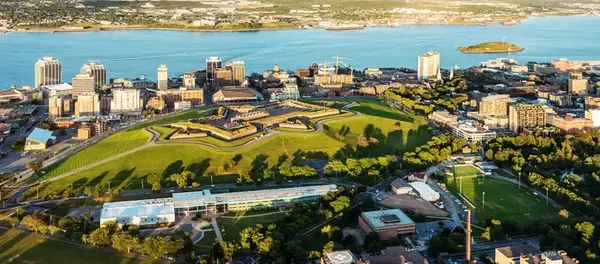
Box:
left=32, top=101, right=430, bottom=199
left=446, top=176, right=557, bottom=223
left=218, top=212, right=286, bottom=241
left=0, top=229, right=154, bottom=264
left=452, top=165, right=484, bottom=178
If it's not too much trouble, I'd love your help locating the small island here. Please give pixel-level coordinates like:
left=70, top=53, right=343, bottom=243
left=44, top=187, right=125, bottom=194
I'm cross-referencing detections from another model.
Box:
left=457, top=41, right=524, bottom=53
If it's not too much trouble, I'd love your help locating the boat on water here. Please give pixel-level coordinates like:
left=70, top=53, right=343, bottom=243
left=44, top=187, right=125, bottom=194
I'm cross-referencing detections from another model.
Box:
left=325, top=24, right=365, bottom=31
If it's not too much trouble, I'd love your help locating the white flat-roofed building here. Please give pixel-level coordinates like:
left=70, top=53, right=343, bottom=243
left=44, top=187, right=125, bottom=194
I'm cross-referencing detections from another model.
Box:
left=100, top=198, right=175, bottom=226
left=448, top=120, right=497, bottom=143
left=173, top=184, right=337, bottom=213
left=42, top=83, right=73, bottom=98
left=408, top=182, right=439, bottom=201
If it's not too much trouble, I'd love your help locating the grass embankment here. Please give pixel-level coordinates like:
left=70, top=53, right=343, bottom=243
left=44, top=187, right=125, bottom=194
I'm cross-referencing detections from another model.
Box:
left=32, top=101, right=431, bottom=199
left=457, top=41, right=524, bottom=53
left=0, top=229, right=156, bottom=264
left=38, top=109, right=207, bottom=180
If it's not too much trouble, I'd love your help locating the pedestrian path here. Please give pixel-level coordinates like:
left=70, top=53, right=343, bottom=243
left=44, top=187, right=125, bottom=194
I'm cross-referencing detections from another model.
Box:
left=211, top=218, right=223, bottom=242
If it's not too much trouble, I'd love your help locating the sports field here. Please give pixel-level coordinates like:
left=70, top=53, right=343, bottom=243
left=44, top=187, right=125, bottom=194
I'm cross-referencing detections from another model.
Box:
left=0, top=229, right=153, bottom=264
left=452, top=165, right=484, bottom=178
left=32, top=101, right=430, bottom=199
left=446, top=175, right=557, bottom=223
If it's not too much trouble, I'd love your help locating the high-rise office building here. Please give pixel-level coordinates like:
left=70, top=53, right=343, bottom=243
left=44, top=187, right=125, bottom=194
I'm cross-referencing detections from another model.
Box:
left=215, top=68, right=233, bottom=87
left=508, top=104, right=547, bottom=133
left=568, top=72, right=588, bottom=95
left=72, top=70, right=96, bottom=97
left=226, top=61, right=246, bottom=86
left=479, top=94, right=511, bottom=117
left=157, top=65, right=168, bottom=90
left=206, top=57, right=222, bottom=81
left=417, top=51, right=441, bottom=81
left=81, top=62, right=106, bottom=89
left=34, top=57, right=62, bottom=88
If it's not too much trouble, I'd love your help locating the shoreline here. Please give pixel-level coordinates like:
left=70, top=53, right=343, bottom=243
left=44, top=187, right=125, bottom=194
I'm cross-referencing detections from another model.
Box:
left=3, top=17, right=540, bottom=34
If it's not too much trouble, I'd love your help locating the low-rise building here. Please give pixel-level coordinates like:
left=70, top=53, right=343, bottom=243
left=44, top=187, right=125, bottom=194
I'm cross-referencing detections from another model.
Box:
left=100, top=198, right=175, bottom=227
left=390, top=178, right=412, bottom=195
left=174, top=101, right=192, bottom=110
left=408, top=182, right=439, bottom=201
left=467, top=112, right=509, bottom=129
left=407, top=172, right=427, bottom=182
left=448, top=120, right=497, bottom=143
left=24, top=128, right=56, bottom=151
left=429, top=111, right=458, bottom=125
left=359, top=209, right=415, bottom=240
left=75, top=93, right=101, bottom=116
left=547, top=114, right=593, bottom=134
left=156, top=88, right=204, bottom=108
left=213, top=87, right=263, bottom=105
left=146, top=97, right=166, bottom=111
left=366, top=246, right=429, bottom=264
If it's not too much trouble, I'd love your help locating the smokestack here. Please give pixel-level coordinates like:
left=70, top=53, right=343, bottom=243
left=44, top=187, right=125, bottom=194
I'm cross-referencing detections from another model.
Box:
left=466, top=209, right=471, bottom=262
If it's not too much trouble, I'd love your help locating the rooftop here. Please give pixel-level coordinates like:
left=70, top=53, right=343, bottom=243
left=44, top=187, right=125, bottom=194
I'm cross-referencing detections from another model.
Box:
left=26, top=128, right=56, bottom=143
left=173, top=184, right=337, bottom=208
left=43, top=83, right=73, bottom=91
left=101, top=198, right=175, bottom=219
left=361, top=209, right=414, bottom=228
left=214, top=87, right=262, bottom=100
left=323, top=250, right=356, bottom=264
left=496, top=244, right=542, bottom=259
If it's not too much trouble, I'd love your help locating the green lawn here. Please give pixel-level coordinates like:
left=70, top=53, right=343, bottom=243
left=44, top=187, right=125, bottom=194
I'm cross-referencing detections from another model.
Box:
left=0, top=229, right=157, bottom=264
left=32, top=101, right=430, bottom=199
left=39, top=109, right=208, bottom=180
left=452, top=165, right=484, bottom=178
left=194, top=230, right=218, bottom=254
left=218, top=213, right=286, bottom=241
left=446, top=176, right=558, bottom=223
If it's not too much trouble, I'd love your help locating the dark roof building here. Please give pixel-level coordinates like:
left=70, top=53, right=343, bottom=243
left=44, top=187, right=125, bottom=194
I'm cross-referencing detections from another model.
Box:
left=212, top=87, right=263, bottom=105
left=366, top=246, right=429, bottom=264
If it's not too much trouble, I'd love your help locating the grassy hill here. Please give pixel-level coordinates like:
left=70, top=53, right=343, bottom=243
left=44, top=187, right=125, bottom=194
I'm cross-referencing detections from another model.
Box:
left=457, top=41, right=524, bottom=53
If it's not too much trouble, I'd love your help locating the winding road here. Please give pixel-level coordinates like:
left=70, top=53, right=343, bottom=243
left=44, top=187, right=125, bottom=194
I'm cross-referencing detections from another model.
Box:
left=39, top=102, right=362, bottom=185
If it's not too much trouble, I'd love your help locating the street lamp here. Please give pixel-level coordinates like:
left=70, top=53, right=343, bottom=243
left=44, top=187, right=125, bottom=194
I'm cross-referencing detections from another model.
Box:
left=482, top=191, right=485, bottom=210
left=518, top=172, right=521, bottom=190
left=545, top=187, right=549, bottom=207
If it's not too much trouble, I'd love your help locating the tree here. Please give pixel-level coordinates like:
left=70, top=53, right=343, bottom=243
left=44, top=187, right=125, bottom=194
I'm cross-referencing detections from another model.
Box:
left=169, top=170, right=195, bottom=188
left=58, top=216, right=77, bottom=237
left=141, top=236, right=184, bottom=259
left=15, top=207, right=24, bottom=220
left=575, top=222, right=595, bottom=240
left=83, top=227, right=112, bottom=246
left=237, top=169, right=253, bottom=184
left=192, top=182, right=200, bottom=189
left=322, top=241, right=335, bottom=254
left=112, top=234, right=140, bottom=253
left=5, top=217, right=19, bottom=228
left=26, top=160, right=43, bottom=172
left=393, top=121, right=402, bottom=130
left=21, top=215, right=48, bottom=234
left=321, top=225, right=340, bottom=239
left=62, top=186, right=74, bottom=198
left=128, top=225, right=140, bottom=237
left=262, top=168, right=273, bottom=180
left=329, top=196, right=351, bottom=213
left=147, top=173, right=162, bottom=192
left=357, top=135, right=370, bottom=147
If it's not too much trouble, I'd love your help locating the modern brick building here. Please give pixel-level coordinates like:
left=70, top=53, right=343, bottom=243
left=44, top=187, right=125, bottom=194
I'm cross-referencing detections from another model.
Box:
left=359, top=209, right=415, bottom=240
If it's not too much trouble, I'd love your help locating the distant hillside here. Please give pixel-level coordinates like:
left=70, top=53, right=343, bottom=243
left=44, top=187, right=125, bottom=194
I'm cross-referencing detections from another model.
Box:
left=457, top=42, right=524, bottom=53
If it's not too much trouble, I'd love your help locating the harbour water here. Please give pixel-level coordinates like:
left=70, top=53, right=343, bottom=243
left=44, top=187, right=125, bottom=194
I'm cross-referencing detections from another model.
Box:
left=0, top=16, right=599, bottom=89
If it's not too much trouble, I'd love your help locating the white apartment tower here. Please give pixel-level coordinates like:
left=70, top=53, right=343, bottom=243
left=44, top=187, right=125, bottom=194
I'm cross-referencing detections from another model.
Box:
left=81, top=62, right=107, bottom=89
left=206, top=57, right=222, bottom=81
left=34, top=57, right=62, bottom=88
left=110, top=87, right=143, bottom=113
left=417, top=51, right=441, bottom=81
left=157, top=65, right=168, bottom=90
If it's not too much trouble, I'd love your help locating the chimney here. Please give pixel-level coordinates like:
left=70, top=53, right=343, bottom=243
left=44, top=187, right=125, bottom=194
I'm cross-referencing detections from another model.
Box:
left=466, top=209, right=471, bottom=262
left=399, top=255, right=406, bottom=264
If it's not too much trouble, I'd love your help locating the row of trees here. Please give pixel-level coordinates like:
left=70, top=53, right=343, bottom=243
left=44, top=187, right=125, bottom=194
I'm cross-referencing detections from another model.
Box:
left=383, top=76, right=468, bottom=115
left=403, top=134, right=468, bottom=169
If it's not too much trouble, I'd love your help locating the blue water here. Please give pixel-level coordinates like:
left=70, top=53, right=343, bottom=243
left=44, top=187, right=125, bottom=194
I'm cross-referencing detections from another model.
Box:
left=1, top=16, right=599, bottom=89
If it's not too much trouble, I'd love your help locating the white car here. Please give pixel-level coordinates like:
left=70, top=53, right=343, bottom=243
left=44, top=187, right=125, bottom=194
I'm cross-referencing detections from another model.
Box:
left=533, top=192, right=539, bottom=196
